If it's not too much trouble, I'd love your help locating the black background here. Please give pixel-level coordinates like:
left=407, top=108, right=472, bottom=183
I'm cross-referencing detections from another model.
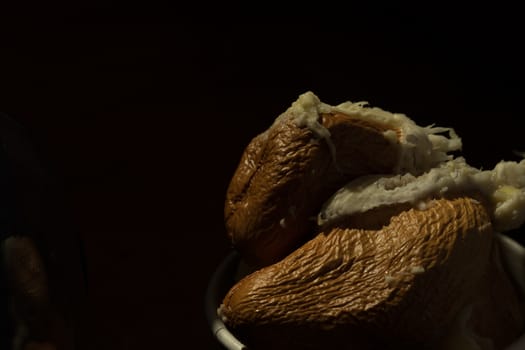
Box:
left=1, top=3, right=524, bottom=349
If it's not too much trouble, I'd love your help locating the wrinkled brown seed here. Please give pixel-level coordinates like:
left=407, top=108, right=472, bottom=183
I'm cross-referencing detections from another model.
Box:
left=221, top=197, right=524, bottom=349
left=225, top=112, right=399, bottom=267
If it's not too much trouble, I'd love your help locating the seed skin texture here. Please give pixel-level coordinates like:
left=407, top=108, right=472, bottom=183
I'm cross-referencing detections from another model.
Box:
left=221, top=197, right=524, bottom=349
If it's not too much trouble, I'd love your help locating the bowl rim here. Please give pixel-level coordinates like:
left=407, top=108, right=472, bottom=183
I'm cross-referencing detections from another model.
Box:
left=206, top=234, right=525, bottom=350
left=205, top=251, right=247, bottom=350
